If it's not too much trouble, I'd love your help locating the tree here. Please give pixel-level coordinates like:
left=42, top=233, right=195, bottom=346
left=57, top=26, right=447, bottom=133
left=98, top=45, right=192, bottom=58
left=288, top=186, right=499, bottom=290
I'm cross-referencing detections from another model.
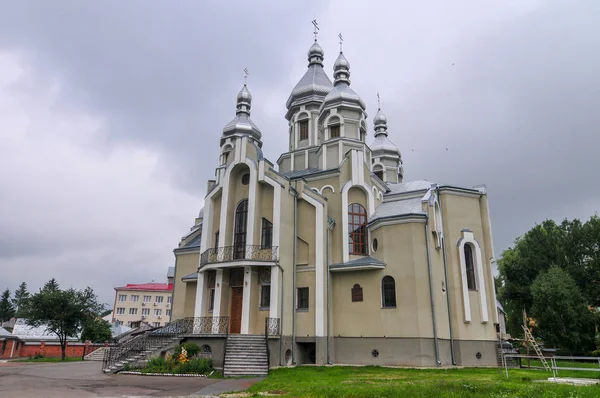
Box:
left=12, top=282, right=29, bottom=318
left=81, top=317, right=112, bottom=343
left=531, top=266, right=596, bottom=354
left=498, top=215, right=600, bottom=338
left=23, top=280, right=105, bottom=360
left=0, top=289, right=15, bottom=322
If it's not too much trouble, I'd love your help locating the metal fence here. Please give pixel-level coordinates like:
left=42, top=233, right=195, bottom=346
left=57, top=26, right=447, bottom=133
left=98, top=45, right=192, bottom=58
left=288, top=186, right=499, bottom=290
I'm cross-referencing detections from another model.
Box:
left=503, top=354, right=600, bottom=379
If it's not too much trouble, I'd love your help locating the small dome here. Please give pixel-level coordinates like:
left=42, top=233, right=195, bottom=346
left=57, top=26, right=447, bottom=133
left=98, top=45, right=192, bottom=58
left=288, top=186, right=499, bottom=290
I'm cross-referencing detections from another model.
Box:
left=198, top=207, right=204, bottom=219
left=374, top=109, right=387, bottom=128
left=237, top=84, right=252, bottom=103
left=370, top=134, right=401, bottom=157
left=334, top=52, right=350, bottom=71
left=308, top=41, right=324, bottom=62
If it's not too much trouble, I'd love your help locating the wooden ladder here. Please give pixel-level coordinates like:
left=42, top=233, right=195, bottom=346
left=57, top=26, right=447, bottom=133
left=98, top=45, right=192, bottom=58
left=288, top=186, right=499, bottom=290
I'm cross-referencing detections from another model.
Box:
left=522, top=325, right=550, bottom=371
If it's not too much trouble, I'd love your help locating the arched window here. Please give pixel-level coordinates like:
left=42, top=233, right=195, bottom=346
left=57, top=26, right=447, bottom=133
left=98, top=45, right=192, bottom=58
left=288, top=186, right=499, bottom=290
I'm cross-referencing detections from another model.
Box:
left=382, top=276, right=396, bottom=308
left=298, top=118, right=309, bottom=141
left=348, top=203, right=368, bottom=255
left=373, top=166, right=384, bottom=181
left=234, top=200, right=248, bottom=259
left=464, top=244, right=477, bottom=290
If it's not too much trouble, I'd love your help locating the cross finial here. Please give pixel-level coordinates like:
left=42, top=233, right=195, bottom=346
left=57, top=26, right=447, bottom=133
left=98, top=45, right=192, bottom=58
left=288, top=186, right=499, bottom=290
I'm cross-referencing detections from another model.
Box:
left=377, top=92, right=381, bottom=110
left=244, top=68, right=249, bottom=85
left=338, top=33, right=344, bottom=52
left=311, top=19, right=319, bottom=41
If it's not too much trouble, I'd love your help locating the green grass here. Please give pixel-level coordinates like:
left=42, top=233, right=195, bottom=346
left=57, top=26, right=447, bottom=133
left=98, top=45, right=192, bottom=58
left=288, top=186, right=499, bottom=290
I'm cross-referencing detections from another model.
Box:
left=14, top=357, right=83, bottom=363
left=247, top=366, right=600, bottom=397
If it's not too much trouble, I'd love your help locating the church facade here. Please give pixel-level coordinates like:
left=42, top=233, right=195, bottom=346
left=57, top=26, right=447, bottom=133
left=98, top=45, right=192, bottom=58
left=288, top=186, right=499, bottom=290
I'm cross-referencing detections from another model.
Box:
left=171, top=36, right=499, bottom=367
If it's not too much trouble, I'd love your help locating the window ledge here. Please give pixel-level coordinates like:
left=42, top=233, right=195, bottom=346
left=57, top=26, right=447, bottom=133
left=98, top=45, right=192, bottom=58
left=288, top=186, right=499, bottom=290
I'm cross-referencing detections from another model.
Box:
left=382, top=306, right=397, bottom=309
left=259, top=307, right=270, bottom=311
left=296, top=308, right=309, bottom=312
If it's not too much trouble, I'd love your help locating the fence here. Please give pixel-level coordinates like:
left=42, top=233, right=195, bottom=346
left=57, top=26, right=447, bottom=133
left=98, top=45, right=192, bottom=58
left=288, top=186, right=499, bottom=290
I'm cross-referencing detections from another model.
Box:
left=503, top=354, right=600, bottom=379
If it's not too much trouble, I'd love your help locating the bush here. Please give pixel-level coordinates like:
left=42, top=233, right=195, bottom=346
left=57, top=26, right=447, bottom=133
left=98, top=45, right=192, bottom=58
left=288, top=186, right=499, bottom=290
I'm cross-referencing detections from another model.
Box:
left=33, top=353, right=44, bottom=359
left=173, top=342, right=200, bottom=358
left=591, top=349, right=600, bottom=357
left=179, top=358, right=213, bottom=375
left=142, top=355, right=213, bottom=375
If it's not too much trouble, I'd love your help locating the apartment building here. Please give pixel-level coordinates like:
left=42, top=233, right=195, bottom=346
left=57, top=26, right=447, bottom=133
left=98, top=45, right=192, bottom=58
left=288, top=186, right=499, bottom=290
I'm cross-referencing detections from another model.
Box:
left=112, top=282, right=173, bottom=328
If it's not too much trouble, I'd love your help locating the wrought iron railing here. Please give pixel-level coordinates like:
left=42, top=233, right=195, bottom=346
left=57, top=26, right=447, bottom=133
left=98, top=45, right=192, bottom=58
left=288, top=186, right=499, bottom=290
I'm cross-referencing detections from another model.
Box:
left=200, top=245, right=278, bottom=266
left=102, top=317, right=229, bottom=372
left=264, top=317, right=280, bottom=372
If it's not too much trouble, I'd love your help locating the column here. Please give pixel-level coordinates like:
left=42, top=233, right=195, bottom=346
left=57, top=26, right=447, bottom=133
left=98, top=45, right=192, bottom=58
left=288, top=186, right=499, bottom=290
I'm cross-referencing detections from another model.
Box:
left=241, top=266, right=252, bottom=334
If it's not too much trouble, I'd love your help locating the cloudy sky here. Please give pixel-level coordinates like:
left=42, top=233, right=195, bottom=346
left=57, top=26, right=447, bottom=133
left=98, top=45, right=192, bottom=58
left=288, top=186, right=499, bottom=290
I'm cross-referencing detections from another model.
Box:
left=1, top=0, right=598, bottom=306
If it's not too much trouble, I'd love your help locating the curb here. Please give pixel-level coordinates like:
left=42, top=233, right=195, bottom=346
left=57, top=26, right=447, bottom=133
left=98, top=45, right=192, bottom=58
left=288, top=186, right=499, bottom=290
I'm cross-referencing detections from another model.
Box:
left=119, top=370, right=214, bottom=377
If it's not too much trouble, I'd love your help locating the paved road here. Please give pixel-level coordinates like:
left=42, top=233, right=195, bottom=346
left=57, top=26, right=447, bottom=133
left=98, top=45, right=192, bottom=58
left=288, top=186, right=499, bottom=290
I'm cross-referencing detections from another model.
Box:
left=0, top=360, right=261, bottom=397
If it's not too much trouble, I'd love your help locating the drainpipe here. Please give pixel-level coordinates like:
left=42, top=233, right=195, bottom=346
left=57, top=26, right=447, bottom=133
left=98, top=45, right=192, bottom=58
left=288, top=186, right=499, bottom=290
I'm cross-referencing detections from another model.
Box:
left=290, top=182, right=299, bottom=365
left=424, top=216, right=441, bottom=366
left=276, top=261, right=285, bottom=366
left=326, top=217, right=336, bottom=364
left=437, top=188, right=456, bottom=365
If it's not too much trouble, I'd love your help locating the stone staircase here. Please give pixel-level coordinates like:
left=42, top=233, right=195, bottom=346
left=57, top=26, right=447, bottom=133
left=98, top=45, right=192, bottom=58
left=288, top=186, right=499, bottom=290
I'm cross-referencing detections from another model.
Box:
left=84, top=347, right=107, bottom=361
left=223, top=334, right=269, bottom=377
left=102, top=334, right=181, bottom=373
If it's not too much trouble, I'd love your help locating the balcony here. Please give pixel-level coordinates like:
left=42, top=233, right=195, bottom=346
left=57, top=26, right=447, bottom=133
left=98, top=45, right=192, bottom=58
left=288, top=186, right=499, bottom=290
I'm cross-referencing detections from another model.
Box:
left=200, top=245, right=278, bottom=267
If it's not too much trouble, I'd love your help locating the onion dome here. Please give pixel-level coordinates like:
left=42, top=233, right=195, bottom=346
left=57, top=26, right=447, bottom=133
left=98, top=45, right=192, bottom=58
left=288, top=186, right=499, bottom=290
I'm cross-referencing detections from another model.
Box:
left=370, top=106, right=401, bottom=156
left=221, top=84, right=262, bottom=147
left=285, top=39, right=333, bottom=119
left=320, top=51, right=366, bottom=113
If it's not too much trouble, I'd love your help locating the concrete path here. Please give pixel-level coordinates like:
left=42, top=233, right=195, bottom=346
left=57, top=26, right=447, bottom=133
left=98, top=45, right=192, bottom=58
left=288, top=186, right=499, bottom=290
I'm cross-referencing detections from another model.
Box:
left=0, top=360, right=262, bottom=397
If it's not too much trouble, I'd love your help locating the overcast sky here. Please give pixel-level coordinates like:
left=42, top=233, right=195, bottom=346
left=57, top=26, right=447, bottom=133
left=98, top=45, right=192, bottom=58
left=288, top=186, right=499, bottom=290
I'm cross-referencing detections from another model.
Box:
left=1, top=0, right=598, bottom=306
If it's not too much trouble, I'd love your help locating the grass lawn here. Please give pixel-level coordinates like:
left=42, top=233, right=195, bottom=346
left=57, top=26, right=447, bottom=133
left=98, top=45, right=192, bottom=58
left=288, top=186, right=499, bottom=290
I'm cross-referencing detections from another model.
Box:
left=247, top=366, right=600, bottom=397
left=13, top=357, right=83, bottom=363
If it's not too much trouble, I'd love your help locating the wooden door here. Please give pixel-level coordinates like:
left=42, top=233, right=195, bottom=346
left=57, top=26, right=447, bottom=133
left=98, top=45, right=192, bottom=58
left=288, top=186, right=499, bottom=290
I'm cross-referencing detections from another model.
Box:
left=230, top=287, right=243, bottom=334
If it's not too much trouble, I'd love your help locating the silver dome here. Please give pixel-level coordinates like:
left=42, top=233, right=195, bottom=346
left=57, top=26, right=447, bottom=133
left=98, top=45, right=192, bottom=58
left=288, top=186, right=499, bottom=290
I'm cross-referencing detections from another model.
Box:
left=373, top=109, right=388, bottom=128
left=333, top=52, right=350, bottom=71
left=308, top=41, right=324, bottom=62
left=237, top=84, right=252, bottom=103
left=221, top=83, right=262, bottom=146
left=370, top=134, right=401, bottom=157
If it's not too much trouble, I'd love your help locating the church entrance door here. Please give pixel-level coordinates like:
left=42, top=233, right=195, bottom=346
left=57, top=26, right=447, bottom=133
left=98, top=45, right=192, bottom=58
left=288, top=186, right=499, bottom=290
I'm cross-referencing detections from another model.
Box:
left=230, top=287, right=243, bottom=334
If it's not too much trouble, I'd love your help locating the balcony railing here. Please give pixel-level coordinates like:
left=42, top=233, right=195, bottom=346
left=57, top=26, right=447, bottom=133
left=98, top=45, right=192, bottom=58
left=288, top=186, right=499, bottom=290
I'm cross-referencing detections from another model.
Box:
left=200, top=245, right=278, bottom=266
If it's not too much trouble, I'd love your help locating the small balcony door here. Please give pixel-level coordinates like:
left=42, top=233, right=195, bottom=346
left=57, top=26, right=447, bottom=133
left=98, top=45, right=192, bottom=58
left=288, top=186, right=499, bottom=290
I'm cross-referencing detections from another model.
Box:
left=233, top=200, right=248, bottom=260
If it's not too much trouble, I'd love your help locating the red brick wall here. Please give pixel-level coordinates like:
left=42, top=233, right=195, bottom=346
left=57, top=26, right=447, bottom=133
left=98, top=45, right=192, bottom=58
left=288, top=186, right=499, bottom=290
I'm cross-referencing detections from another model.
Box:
left=0, top=340, right=105, bottom=359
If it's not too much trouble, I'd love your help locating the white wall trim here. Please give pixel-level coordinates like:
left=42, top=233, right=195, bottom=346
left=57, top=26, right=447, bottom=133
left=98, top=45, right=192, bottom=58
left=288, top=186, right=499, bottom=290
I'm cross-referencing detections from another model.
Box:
left=302, top=193, right=325, bottom=337
left=457, top=230, right=488, bottom=323
left=193, top=271, right=206, bottom=320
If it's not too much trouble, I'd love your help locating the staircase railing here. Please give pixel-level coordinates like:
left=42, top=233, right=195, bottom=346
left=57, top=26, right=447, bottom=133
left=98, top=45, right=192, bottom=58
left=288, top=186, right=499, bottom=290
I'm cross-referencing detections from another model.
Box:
left=264, top=317, right=280, bottom=372
left=103, top=316, right=229, bottom=372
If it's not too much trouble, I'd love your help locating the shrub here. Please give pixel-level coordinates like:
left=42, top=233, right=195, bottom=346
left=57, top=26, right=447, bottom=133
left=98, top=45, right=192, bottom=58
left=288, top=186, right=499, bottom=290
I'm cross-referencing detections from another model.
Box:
left=33, top=353, right=44, bottom=359
left=592, top=349, right=600, bottom=357
left=174, top=342, right=200, bottom=359
left=175, top=357, right=213, bottom=374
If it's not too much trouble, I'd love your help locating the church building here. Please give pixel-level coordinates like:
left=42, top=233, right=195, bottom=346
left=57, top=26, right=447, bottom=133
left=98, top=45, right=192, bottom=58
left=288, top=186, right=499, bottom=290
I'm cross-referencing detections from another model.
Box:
left=170, top=33, right=499, bottom=369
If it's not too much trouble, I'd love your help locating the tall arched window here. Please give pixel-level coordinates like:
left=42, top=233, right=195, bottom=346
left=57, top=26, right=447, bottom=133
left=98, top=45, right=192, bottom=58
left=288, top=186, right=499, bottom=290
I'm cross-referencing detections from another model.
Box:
left=348, top=203, right=368, bottom=255
left=234, top=200, right=248, bottom=259
left=464, top=244, right=477, bottom=290
left=382, top=276, right=396, bottom=308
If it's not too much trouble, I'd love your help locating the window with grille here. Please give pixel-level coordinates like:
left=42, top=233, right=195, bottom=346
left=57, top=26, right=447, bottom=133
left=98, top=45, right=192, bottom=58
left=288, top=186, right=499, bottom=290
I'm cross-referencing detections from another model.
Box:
left=297, top=287, right=309, bottom=310
left=261, top=218, right=273, bottom=249
left=464, top=244, right=477, bottom=290
left=382, top=276, right=397, bottom=308
left=299, top=120, right=309, bottom=141
left=234, top=200, right=248, bottom=259
left=348, top=203, right=368, bottom=255
left=330, top=124, right=340, bottom=138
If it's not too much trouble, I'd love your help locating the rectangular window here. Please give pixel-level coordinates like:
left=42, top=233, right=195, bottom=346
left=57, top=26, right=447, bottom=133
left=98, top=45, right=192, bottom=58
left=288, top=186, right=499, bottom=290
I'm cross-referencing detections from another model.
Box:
left=167, top=296, right=172, bottom=303
left=155, top=296, right=164, bottom=303
left=130, top=295, right=139, bottom=302
left=208, top=289, right=215, bottom=312
left=118, top=294, right=127, bottom=302
left=129, top=308, right=138, bottom=315
left=214, top=231, right=219, bottom=249
left=297, top=287, right=309, bottom=310
left=261, top=218, right=273, bottom=249
left=260, top=285, right=271, bottom=308
left=166, top=309, right=172, bottom=317
left=299, top=120, right=309, bottom=141
left=116, top=307, right=125, bottom=315
left=153, top=322, right=161, bottom=327
left=143, top=295, right=151, bottom=303
left=154, top=309, right=162, bottom=316
left=142, top=308, right=150, bottom=316
left=330, top=125, right=340, bottom=138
